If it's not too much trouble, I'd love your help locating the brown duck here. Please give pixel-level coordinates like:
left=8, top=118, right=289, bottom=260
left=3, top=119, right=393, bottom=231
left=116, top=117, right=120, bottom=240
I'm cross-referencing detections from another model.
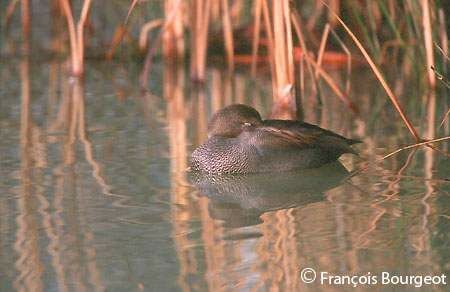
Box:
left=190, top=104, right=360, bottom=174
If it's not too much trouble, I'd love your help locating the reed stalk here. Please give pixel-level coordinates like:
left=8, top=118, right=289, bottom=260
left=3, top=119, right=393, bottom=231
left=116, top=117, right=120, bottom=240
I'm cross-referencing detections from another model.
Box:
left=139, top=19, right=163, bottom=51
left=163, top=0, right=184, bottom=62
left=380, top=136, right=450, bottom=160
left=60, top=0, right=92, bottom=77
left=272, top=0, right=294, bottom=93
left=261, top=0, right=296, bottom=118
left=306, top=1, right=324, bottom=31
left=261, top=0, right=276, bottom=96
left=125, top=0, right=139, bottom=24
left=322, top=1, right=421, bottom=141
left=329, top=28, right=352, bottom=95
left=106, top=25, right=129, bottom=60
left=105, top=0, right=139, bottom=59
left=21, top=0, right=31, bottom=53
left=140, top=0, right=182, bottom=87
left=190, top=0, right=211, bottom=81
left=4, top=0, right=19, bottom=31
left=315, top=24, right=330, bottom=78
left=306, top=54, right=358, bottom=112
left=437, top=9, right=449, bottom=128
left=290, top=10, right=319, bottom=102
left=440, top=108, right=450, bottom=128
left=290, top=12, right=356, bottom=112
left=421, top=0, right=436, bottom=89
left=221, top=0, right=234, bottom=73
left=250, top=0, right=262, bottom=77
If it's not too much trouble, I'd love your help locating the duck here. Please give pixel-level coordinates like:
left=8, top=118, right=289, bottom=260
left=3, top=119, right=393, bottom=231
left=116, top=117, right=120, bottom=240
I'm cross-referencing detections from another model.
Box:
left=190, top=104, right=360, bottom=174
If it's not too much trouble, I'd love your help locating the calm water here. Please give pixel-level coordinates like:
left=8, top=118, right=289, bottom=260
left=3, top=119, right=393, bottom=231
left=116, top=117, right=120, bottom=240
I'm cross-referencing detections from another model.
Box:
left=0, top=59, right=449, bottom=292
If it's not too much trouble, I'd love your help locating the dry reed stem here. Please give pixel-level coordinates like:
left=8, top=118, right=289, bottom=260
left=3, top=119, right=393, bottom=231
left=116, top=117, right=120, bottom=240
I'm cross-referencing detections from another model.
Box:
left=421, top=0, right=436, bottom=88
left=106, top=25, right=128, bottom=60
left=291, top=14, right=357, bottom=113
left=430, top=66, right=450, bottom=89
left=140, top=0, right=182, bottom=87
left=267, top=0, right=297, bottom=118
left=439, top=108, right=450, bottom=128
left=349, top=136, right=450, bottom=179
left=230, top=0, right=243, bottom=20
left=60, top=0, right=92, bottom=76
left=21, top=0, right=30, bottom=36
left=283, top=0, right=294, bottom=84
left=330, top=28, right=352, bottom=95
left=388, top=174, right=450, bottom=183
left=299, top=57, right=305, bottom=106
left=434, top=44, right=449, bottom=62
left=388, top=0, right=397, bottom=20
left=221, top=0, right=234, bottom=73
left=381, top=136, right=450, bottom=160
left=251, top=0, right=262, bottom=76
left=306, top=1, right=324, bottom=30
left=316, top=24, right=330, bottom=78
left=190, top=0, right=211, bottom=81
left=290, top=11, right=319, bottom=99
left=139, top=19, right=164, bottom=51
left=125, top=0, right=139, bottom=24
left=435, top=44, right=450, bottom=62
left=106, top=0, right=141, bottom=59
left=60, top=0, right=79, bottom=73
left=437, top=9, right=449, bottom=127
left=304, top=52, right=358, bottom=113
left=261, top=0, right=276, bottom=95
left=4, top=0, right=19, bottom=30
left=327, top=0, right=340, bottom=26
left=273, top=1, right=286, bottom=88
left=77, top=0, right=92, bottom=66
left=322, top=1, right=421, bottom=141
left=21, top=0, right=31, bottom=53
left=272, top=0, right=294, bottom=89
left=163, top=0, right=185, bottom=61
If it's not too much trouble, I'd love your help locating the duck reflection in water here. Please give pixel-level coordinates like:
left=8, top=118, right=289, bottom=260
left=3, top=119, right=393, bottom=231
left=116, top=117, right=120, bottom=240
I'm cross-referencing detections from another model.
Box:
left=189, top=162, right=349, bottom=232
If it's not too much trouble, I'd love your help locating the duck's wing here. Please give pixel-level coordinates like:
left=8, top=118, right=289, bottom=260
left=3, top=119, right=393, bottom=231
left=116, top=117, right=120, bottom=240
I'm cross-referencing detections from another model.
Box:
left=253, top=120, right=359, bottom=155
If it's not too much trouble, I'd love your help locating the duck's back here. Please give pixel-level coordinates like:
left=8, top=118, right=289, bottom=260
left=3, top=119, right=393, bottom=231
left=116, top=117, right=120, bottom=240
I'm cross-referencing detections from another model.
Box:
left=245, top=128, right=346, bottom=172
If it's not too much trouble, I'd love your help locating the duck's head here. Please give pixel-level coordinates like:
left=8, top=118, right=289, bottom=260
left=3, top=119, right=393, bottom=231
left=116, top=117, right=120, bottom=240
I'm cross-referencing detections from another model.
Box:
left=207, top=104, right=263, bottom=138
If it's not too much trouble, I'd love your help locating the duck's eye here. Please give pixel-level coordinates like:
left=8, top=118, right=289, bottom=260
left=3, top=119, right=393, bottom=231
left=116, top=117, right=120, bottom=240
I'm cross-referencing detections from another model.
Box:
left=243, top=122, right=252, bottom=127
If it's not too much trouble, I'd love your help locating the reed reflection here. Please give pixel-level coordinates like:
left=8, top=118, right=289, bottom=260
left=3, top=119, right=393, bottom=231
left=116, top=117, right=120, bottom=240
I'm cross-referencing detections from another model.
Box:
left=3, top=52, right=448, bottom=291
left=15, top=55, right=44, bottom=292
left=165, top=62, right=449, bottom=291
left=190, top=162, right=348, bottom=229
left=13, top=58, right=106, bottom=291
left=48, top=77, right=105, bottom=291
left=188, top=163, right=346, bottom=291
left=165, top=62, right=203, bottom=291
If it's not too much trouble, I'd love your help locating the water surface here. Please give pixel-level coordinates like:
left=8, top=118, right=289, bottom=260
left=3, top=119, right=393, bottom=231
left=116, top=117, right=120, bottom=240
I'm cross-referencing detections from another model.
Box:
left=0, top=59, right=449, bottom=291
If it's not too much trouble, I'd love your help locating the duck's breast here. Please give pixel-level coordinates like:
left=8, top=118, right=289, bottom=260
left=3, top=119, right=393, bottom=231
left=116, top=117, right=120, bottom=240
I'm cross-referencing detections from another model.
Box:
left=190, top=137, right=259, bottom=174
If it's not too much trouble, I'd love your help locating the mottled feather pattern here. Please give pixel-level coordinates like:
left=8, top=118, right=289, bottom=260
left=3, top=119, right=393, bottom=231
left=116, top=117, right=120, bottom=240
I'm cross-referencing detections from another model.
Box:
left=191, top=137, right=254, bottom=174
left=190, top=104, right=360, bottom=174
